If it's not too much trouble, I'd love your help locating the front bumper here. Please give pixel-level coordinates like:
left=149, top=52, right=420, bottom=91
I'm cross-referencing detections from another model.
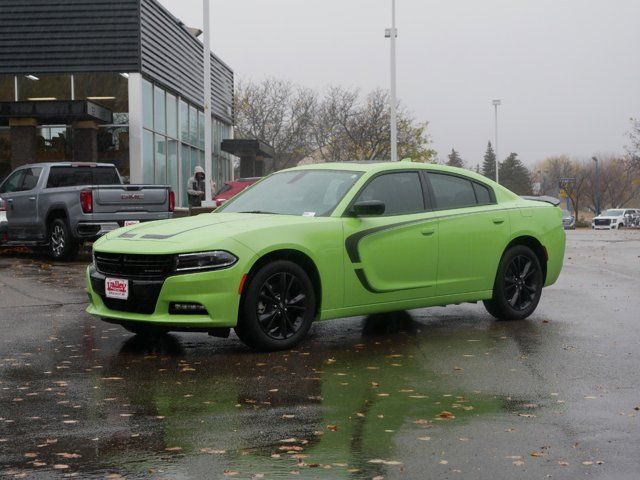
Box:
left=86, top=264, right=243, bottom=328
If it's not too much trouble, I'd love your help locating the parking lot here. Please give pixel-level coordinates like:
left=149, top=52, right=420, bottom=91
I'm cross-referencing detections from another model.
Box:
left=1, top=229, right=639, bottom=479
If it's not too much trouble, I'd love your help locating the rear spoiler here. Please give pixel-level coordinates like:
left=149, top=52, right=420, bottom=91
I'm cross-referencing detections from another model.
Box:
left=520, top=195, right=561, bottom=206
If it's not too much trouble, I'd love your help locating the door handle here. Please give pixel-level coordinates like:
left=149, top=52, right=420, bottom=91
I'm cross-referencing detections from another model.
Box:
left=421, top=227, right=436, bottom=236
left=492, top=217, right=505, bottom=224
left=29, top=197, right=36, bottom=201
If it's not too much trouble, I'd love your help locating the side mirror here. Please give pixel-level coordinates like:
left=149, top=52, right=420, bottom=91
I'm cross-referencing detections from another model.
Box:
left=351, top=200, right=385, bottom=217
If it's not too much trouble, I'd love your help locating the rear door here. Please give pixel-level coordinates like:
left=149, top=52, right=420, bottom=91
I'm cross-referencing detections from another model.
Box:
left=343, top=170, right=439, bottom=307
left=425, top=171, right=510, bottom=296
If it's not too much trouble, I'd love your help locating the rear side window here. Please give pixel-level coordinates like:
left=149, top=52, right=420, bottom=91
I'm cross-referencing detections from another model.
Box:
left=46, top=167, right=120, bottom=188
left=356, top=171, right=425, bottom=215
left=428, top=173, right=477, bottom=209
left=473, top=182, right=492, bottom=205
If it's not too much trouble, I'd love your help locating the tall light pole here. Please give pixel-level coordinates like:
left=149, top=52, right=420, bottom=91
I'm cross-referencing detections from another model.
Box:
left=592, top=156, right=600, bottom=216
left=203, top=0, right=213, bottom=202
left=385, top=0, right=398, bottom=162
left=492, top=99, right=501, bottom=183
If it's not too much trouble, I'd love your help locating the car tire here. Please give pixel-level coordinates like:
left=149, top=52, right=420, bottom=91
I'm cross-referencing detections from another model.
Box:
left=48, top=218, right=79, bottom=261
left=483, top=245, right=544, bottom=321
left=235, top=260, right=316, bottom=351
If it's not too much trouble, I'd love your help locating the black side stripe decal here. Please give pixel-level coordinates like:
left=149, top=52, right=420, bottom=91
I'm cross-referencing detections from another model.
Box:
left=345, top=218, right=435, bottom=263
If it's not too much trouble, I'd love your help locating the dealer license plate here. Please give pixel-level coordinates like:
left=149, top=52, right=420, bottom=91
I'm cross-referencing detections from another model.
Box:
left=124, top=220, right=140, bottom=227
left=105, top=277, right=129, bottom=300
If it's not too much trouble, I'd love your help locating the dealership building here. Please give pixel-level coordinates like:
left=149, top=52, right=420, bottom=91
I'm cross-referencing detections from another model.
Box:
left=0, top=0, right=240, bottom=207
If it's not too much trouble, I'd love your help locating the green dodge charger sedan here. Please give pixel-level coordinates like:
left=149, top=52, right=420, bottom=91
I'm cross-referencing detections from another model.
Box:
left=87, top=161, right=565, bottom=350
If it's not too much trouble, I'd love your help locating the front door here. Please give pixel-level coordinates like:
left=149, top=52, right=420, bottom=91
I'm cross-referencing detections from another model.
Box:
left=3, top=167, right=43, bottom=240
left=343, top=171, right=439, bottom=307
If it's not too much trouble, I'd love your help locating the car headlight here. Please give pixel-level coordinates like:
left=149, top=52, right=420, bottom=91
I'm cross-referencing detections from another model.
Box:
left=175, top=251, right=237, bottom=272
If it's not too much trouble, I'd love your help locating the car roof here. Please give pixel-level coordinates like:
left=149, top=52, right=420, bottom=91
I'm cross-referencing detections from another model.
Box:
left=13, top=162, right=115, bottom=169
left=288, top=160, right=496, bottom=184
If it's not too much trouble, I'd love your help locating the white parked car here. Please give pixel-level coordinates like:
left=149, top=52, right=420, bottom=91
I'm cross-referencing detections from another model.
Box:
left=591, top=208, right=637, bottom=230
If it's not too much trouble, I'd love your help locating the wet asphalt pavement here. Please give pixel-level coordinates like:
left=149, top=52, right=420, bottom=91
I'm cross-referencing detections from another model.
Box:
left=0, top=230, right=639, bottom=479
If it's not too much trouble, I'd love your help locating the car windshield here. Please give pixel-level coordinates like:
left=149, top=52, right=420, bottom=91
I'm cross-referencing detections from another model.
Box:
left=562, top=210, right=572, bottom=219
left=603, top=209, right=624, bottom=216
left=219, top=169, right=363, bottom=216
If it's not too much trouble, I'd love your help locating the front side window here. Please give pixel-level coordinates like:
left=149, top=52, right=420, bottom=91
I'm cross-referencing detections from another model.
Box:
left=220, top=170, right=362, bottom=216
left=428, top=173, right=477, bottom=209
left=21, top=167, right=42, bottom=191
left=0, top=170, right=25, bottom=193
left=355, top=172, right=425, bottom=216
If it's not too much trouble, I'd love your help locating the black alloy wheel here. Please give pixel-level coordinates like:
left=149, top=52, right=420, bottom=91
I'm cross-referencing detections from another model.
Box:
left=257, top=272, right=308, bottom=340
left=503, top=254, right=539, bottom=311
left=48, top=218, right=79, bottom=260
left=483, top=245, right=543, bottom=321
left=235, top=260, right=316, bottom=351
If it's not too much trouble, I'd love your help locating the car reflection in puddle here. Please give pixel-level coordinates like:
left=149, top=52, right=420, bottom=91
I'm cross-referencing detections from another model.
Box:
left=0, top=310, right=558, bottom=479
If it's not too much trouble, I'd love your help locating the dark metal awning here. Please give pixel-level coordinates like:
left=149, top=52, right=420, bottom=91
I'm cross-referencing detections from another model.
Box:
left=0, top=100, right=113, bottom=125
left=221, top=138, right=274, bottom=159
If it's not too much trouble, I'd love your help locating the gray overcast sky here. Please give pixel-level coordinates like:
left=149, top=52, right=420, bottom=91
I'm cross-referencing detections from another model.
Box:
left=160, top=0, right=640, bottom=167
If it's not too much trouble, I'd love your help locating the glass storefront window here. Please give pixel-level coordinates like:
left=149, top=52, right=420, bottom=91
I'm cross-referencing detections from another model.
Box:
left=167, top=139, right=179, bottom=196
left=180, top=100, right=189, bottom=142
left=167, top=93, right=177, bottom=139
left=36, top=126, right=72, bottom=162
left=154, top=86, right=166, bottom=134
left=98, top=126, right=130, bottom=180
left=74, top=73, right=128, bottom=123
left=189, top=106, right=198, bottom=146
left=154, top=134, right=167, bottom=184
left=0, top=76, right=14, bottom=101
left=143, top=129, right=154, bottom=183
left=180, top=143, right=191, bottom=206
left=142, top=79, right=153, bottom=130
left=17, top=74, right=71, bottom=101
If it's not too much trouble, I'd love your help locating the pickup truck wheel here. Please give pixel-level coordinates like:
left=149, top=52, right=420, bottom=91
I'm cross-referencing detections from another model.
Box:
left=483, top=245, right=543, bottom=321
left=48, top=218, right=78, bottom=261
left=235, top=260, right=315, bottom=351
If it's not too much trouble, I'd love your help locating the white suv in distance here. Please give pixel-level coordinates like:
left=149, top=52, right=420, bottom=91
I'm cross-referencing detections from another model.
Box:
left=591, top=209, right=637, bottom=230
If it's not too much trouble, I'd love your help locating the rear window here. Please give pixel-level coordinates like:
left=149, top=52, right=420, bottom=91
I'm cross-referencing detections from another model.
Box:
left=46, top=166, right=121, bottom=188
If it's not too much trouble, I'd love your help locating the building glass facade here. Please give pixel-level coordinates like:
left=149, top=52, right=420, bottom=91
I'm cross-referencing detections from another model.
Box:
left=140, top=78, right=233, bottom=206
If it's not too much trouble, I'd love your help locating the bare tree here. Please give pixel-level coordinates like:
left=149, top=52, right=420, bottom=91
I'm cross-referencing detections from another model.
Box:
left=234, top=78, right=317, bottom=172
left=235, top=79, right=436, bottom=171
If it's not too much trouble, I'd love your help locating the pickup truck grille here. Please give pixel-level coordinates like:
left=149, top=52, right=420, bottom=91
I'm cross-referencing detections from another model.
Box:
left=594, top=219, right=611, bottom=226
left=94, top=252, right=175, bottom=279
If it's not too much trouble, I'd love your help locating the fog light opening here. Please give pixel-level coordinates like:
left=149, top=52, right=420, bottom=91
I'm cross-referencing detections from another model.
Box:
left=169, top=302, right=208, bottom=315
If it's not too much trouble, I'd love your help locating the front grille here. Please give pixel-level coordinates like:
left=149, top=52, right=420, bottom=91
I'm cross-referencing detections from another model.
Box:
left=95, top=252, right=175, bottom=279
left=90, top=273, right=163, bottom=315
left=594, top=219, right=611, bottom=226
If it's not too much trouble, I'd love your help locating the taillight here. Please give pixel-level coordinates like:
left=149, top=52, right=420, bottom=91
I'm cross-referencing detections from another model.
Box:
left=168, top=190, right=175, bottom=212
left=80, top=190, right=93, bottom=213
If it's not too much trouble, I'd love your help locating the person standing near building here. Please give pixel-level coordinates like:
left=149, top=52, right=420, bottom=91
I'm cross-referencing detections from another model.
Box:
left=187, top=166, right=206, bottom=213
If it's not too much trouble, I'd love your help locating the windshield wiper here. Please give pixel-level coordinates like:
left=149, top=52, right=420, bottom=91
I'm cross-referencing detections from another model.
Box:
left=238, top=210, right=277, bottom=214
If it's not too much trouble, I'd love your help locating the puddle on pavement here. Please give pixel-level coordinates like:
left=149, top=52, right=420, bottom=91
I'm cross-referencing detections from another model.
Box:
left=0, top=311, right=557, bottom=479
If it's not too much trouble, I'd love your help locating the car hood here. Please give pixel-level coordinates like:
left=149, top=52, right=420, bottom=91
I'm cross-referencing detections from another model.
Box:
left=593, top=215, right=621, bottom=220
left=95, top=212, right=322, bottom=254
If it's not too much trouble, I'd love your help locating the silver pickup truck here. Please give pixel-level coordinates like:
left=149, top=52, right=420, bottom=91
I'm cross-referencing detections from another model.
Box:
left=0, top=163, right=174, bottom=259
